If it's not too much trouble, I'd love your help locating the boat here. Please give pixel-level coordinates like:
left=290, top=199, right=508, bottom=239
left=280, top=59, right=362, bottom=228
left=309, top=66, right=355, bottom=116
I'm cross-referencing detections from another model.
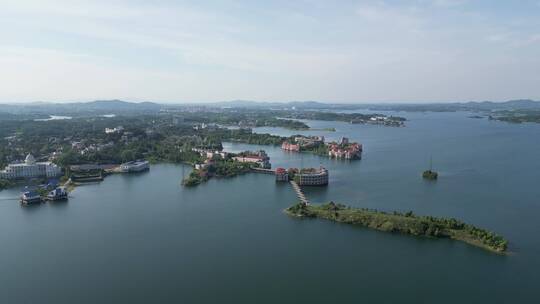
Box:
left=46, top=187, right=68, bottom=201
left=120, top=160, right=150, bottom=173
left=422, top=156, right=438, bottom=180
left=20, top=190, right=42, bottom=204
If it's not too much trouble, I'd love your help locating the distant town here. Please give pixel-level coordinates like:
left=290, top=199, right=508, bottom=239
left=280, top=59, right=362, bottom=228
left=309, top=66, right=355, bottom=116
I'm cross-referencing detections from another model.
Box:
left=0, top=100, right=514, bottom=257
left=0, top=100, right=509, bottom=254
left=0, top=102, right=391, bottom=202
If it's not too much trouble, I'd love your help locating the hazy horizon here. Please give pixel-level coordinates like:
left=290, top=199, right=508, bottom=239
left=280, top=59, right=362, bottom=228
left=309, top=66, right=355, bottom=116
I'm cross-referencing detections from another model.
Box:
left=2, top=0, right=540, bottom=103
left=1, top=98, right=539, bottom=106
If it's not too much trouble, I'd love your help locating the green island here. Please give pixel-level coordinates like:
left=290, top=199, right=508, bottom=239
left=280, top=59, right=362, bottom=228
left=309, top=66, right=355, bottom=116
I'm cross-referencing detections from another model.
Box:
left=182, top=159, right=253, bottom=187
left=490, top=110, right=540, bottom=124
left=285, top=202, right=508, bottom=253
left=422, top=170, right=438, bottom=180
left=283, top=111, right=406, bottom=126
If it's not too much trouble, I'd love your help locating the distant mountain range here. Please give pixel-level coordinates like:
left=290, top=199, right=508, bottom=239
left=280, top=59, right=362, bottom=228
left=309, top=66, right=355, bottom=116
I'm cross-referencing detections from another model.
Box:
left=1, top=99, right=539, bottom=117
left=199, top=99, right=540, bottom=111
left=0, top=100, right=162, bottom=116
left=358, top=99, right=540, bottom=112
left=460, top=99, right=540, bottom=110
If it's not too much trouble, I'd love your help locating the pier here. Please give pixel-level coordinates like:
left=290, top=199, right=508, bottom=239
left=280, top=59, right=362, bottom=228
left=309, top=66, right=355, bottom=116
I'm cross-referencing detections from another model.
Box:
left=290, top=181, right=309, bottom=205
left=250, top=166, right=317, bottom=205
left=250, top=168, right=276, bottom=174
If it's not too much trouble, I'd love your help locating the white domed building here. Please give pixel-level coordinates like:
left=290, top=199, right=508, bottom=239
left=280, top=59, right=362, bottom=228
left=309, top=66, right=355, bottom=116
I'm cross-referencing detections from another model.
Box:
left=0, top=153, right=62, bottom=180
left=25, top=153, right=36, bottom=165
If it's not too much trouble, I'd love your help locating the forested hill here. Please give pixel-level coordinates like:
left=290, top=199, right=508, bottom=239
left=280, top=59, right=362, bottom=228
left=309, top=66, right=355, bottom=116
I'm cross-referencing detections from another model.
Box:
left=0, top=100, right=162, bottom=116
left=2, top=99, right=540, bottom=117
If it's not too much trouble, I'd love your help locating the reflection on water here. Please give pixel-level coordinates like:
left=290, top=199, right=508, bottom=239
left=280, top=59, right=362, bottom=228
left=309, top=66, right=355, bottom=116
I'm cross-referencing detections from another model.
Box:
left=48, top=200, right=69, bottom=208
left=19, top=202, right=43, bottom=211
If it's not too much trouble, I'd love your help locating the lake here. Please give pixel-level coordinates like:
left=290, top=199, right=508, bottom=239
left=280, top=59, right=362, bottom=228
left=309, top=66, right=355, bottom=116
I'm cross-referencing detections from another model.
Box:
left=1, top=112, right=539, bottom=303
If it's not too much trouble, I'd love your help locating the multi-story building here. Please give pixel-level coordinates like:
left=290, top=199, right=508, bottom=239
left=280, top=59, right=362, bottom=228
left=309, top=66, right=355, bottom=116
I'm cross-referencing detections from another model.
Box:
left=120, top=160, right=150, bottom=173
left=0, top=154, right=62, bottom=180
left=282, top=136, right=324, bottom=152
left=281, top=141, right=300, bottom=152
left=328, top=140, right=362, bottom=160
left=275, top=167, right=289, bottom=182
left=294, top=167, right=329, bottom=186
left=233, top=150, right=271, bottom=169
left=295, top=136, right=325, bottom=148
left=192, top=148, right=228, bottom=160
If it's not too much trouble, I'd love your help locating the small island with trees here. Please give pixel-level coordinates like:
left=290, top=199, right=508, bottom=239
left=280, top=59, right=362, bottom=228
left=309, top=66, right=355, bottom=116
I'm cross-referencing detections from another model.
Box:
left=181, top=159, right=253, bottom=187
left=181, top=150, right=270, bottom=187
left=422, top=170, right=438, bottom=180
left=422, top=157, right=438, bottom=180
left=285, top=202, right=508, bottom=254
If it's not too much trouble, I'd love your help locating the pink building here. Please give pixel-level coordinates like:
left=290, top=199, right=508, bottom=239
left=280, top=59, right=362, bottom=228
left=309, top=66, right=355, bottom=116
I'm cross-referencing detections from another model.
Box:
left=328, top=142, right=362, bottom=159
left=281, top=142, right=300, bottom=152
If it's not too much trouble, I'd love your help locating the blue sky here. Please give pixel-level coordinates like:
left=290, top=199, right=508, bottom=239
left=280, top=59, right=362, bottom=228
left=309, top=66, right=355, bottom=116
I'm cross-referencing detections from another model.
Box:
left=1, top=0, right=539, bottom=103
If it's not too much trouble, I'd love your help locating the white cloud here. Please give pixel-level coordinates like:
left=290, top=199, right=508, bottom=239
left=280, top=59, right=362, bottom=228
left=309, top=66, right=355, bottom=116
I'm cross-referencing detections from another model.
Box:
left=430, top=0, right=468, bottom=8
left=0, top=0, right=539, bottom=102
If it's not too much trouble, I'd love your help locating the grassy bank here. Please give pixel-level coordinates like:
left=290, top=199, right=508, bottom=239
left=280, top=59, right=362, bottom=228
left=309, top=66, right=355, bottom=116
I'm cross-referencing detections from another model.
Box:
left=285, top=202, right=508, bottom=254
left=0, top=179, right=14, bottom=191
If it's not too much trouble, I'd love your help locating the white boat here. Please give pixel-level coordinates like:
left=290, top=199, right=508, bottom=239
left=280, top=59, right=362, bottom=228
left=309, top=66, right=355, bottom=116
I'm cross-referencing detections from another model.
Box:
left=46, top=187, right=68, bottom=201
left=20, top=191, right=42, bottom=204
left=120, top=160, right=150, bottom=173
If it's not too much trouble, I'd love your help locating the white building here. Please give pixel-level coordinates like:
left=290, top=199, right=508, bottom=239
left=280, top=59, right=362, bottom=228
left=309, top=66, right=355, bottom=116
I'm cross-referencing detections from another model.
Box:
left=120, top=160, right=149, bottom=173
left=105, top=126, right=124, bottom=134
left=0, top=154, right=62, bottom=180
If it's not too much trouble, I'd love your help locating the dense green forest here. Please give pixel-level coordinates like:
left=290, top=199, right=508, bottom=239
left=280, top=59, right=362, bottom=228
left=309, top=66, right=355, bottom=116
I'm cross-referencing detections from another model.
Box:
left=0, top=114, right=292, bottom=169
left=177, top=111, right=309, bottom=129
left=0, top=107, right=392, bottom=171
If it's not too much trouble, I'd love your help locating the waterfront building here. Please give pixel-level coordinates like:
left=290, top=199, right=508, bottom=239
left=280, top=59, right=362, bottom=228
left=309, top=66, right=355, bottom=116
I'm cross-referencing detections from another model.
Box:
left=328, top=142, right=362, bottom=160
left=206, top=151, right=228, bottom=159
left=295, top=136, right=325, bottom=148
left=194, top=163, right=208, bottom=170
left=20, top=190, right=42, bottom=204
left=294, top=167, right=329, bottom=186
left=120, top=160, right=150, bottom=173
left=0, top=154, right=62, bottom=180
left=282, top=135, right=324, bottom=152
left=275, top=167, right=289, bottom=182
left=281, top=141, right=300, bottom=152
left=47, top=187, right=68, bottom=201
left=70, top=164, right=117, bottom=172
left=192, top=148, right=228, bottom=160
left=233, top=150, right=271, bottom=169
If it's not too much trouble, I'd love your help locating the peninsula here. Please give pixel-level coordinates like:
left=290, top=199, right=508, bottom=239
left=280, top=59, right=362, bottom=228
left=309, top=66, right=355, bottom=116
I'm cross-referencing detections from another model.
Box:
left=285, top=202, right=508, bottom=253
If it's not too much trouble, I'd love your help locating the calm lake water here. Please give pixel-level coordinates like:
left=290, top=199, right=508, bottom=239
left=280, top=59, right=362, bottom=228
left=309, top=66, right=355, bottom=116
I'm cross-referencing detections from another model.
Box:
left=1, top=112, right=539, bottom=303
